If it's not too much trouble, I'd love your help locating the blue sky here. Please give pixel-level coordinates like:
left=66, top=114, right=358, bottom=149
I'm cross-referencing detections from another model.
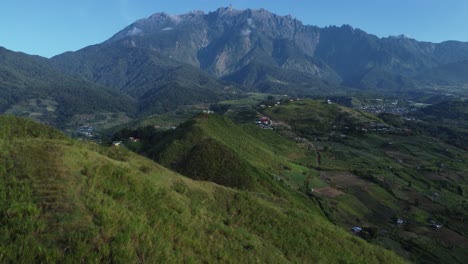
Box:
left=2, top=0, right=468, bottom=58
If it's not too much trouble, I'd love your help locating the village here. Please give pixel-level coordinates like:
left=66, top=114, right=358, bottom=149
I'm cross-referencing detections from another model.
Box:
left=74, top=126, right=96, bottom=138
left=355, top=99, right=415, bottom=115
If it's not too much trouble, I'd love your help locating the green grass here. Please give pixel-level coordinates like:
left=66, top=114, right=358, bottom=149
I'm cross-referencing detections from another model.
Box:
left=254, top=99, right=468, bottom=263
left=263, top=99, right=381, bottom=137
left=143, top=114, right=316, bottom=193
left=0, top=115, right=406, bottom=263
left=218, top=92, right=277, bottom=106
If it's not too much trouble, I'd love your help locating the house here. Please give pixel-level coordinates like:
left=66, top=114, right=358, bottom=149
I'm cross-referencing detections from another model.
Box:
left=112, top=141, right=122, bottom=146
left=259, top=117, right=271, bottom=125
left=255, top=116, right=273, bottom=129
left=396, top=218, right=405, bottom=225
left=351, top=226, right=362, bottom=233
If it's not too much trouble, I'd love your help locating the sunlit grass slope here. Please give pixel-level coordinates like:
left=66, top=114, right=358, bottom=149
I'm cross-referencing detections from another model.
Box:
left=0, top=115, right=405, bottom=263
left=147, top=114, right=319, bottom=193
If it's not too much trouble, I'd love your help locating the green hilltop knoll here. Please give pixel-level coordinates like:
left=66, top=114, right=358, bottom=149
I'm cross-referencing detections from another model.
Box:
left=136, top=114, right=311, bottom=192
left=0, top=115, right=404, bottom=263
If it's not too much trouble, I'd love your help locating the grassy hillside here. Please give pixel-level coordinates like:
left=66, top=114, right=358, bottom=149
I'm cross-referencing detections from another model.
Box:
left=409, top=100, right=468, bottom=148
left=258, top=99, right=468, bottom=263
left=263, top=99, right=382, bottom=137
left=0, top=115, right=405, bottom=263
left=116, top=114, right=316, bottom=194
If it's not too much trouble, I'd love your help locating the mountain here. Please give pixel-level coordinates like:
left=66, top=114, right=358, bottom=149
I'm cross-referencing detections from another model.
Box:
left=51, top=43, right=240, bottom=115
left=0, top=115, right=405, bottom=263
left=46, top=7, right=468, bottom=115
left=3, top=6, right=467, bottom=128
left=92, top=7, right=468, bottom=92
left=223, top=61, right=342, bottom=96
left=0, top=47, right=135, bottom=127
left=418, top=60, right=468, bottom=85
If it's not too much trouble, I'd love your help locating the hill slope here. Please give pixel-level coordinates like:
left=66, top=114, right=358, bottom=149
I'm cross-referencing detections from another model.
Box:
left=260, top=99, right=468, bottom=263
left=0, top=115, right=404, bottom=263
left=50, top=45, right=240, bottom=115
left=114, top=114, right=312, bottom=194
left=112, top=101, right=468, bottom=263
left=0, top=47, right=135, bottom=127
left=418, top=60, right=468, bottom=85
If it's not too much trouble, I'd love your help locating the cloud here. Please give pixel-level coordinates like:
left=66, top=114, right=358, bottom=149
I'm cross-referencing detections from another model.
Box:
left=241, top=29, right=252, bottom=36
left=127, top=27, right=143, bottom=36
left=169, top=15, right=183, bottom=24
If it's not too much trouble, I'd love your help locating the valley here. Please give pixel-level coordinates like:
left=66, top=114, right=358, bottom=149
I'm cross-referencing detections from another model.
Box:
left=110, top=97, right=468, bottom=263
left=1, top=4, right=467, bottom=263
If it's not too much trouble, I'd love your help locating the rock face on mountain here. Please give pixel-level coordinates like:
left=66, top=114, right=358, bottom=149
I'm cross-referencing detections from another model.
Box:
left=103, top=8, right=331, bottom=80
left=47, top=6, right=468, bottom=112
left=98, top=7, right=468, bottom=88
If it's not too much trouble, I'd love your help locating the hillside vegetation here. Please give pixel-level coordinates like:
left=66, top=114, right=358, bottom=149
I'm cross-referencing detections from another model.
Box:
left=409, top=100, right=468, bottom=148
left=0, top=115, right=404, bottom=263
left=114, top=113, right=322, bottom=194
left=0, top=47, right=135, bottom=127
left=51, top=46, right=240, bottom=115
left=259, top=99, right=468, bottom=263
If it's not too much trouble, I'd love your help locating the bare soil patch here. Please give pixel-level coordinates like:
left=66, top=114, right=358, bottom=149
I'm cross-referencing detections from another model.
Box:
left=431, top=228, right=468, bottom=248
left=313, top=187, right=345, bottom=198
left=320, top=171, right=372, bottom=189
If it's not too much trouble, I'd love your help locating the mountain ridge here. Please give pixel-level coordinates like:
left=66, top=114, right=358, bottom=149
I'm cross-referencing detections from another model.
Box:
left=51, top=6, right=468, bottom=95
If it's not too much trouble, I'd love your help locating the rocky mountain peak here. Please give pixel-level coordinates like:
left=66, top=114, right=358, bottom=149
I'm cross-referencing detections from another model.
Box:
left=95, top=7, right=468, bottom=88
